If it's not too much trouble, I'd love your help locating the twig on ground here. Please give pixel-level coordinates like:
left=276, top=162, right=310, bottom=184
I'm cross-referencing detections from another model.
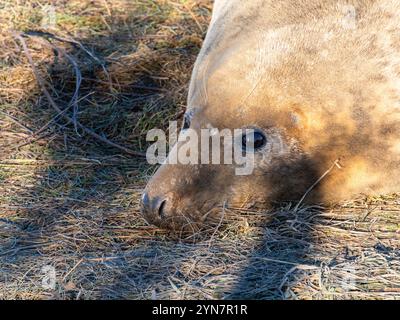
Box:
left=13, top=32, right=146, bottom=157
left=0, top=111, right=34, bottom=133
left=293, top=159, right=342, bottom=213
left=208, top=203, right=226, bottom=248
left=31, top=36, right=83, bottom=135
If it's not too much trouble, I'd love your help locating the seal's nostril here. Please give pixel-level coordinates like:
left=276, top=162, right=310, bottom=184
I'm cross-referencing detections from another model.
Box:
left=158, top=200, right=167, bottom=219
left=140, top=192, right=168, bottom=222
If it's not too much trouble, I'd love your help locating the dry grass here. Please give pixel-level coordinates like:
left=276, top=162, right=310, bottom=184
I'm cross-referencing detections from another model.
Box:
left=0, top=0, right=399, bottom=300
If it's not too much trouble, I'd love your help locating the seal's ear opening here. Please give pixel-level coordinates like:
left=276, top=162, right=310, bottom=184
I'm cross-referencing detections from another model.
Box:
left=288, top=106, right=308, bottom=130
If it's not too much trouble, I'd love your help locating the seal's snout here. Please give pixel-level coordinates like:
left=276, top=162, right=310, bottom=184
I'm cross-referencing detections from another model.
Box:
left=140, top=192, right=168, bottom=225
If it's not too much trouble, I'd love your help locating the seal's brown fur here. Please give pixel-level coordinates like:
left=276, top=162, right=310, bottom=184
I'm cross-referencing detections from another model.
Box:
left=142, top=0, right=400, bottom=229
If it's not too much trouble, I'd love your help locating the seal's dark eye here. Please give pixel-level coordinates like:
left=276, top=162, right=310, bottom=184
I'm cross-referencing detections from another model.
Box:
left=182, top=114, right=191, bottom=130
left=242, top=130, right=267, bottom=151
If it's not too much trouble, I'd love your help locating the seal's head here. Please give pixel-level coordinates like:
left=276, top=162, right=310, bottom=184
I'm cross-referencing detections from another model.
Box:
left=141, top=0, right=400, bottom=230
